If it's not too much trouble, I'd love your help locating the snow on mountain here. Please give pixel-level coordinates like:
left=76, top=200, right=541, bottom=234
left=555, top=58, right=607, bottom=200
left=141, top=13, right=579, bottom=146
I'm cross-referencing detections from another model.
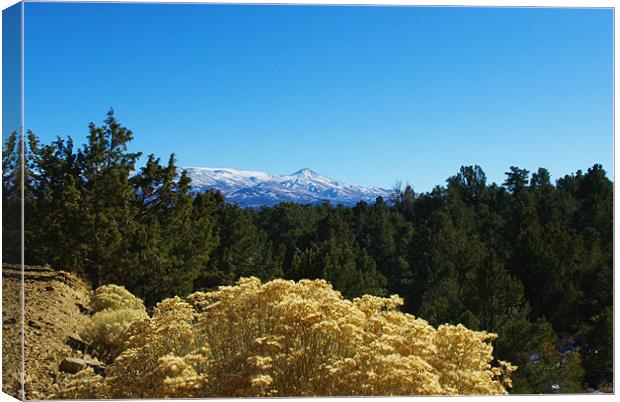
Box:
left=184, top=167, right=392, bottom=208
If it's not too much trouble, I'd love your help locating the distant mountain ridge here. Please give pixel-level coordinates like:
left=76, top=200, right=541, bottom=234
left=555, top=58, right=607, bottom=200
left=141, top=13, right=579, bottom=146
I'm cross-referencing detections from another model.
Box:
left=184, top=167, right=392, bottom=208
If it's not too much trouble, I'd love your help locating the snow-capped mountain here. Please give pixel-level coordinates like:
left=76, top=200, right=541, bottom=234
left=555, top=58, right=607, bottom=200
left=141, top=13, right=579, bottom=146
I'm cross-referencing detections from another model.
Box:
left=184, top=167, right=392, bottom=208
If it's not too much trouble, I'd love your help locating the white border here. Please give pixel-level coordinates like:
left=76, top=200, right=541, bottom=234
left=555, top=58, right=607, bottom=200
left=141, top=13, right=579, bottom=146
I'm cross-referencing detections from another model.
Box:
left=8, top=0, right=619, bottom=6
left=0, top=1, right=616, bottom=401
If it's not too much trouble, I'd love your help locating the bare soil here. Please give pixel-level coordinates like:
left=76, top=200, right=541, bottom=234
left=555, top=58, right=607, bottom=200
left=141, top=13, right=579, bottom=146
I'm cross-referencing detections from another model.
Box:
left=2, top=264, right=94, bottom=400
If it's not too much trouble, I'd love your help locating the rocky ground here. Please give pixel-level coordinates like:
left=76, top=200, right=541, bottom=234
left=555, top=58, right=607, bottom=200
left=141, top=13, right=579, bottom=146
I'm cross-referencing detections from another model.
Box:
left=2, top=264, right=98, bottom=399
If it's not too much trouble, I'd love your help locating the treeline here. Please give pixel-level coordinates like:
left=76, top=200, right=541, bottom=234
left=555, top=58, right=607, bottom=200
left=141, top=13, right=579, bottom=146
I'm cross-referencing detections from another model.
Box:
left=2, top=111, right=613, bottom=394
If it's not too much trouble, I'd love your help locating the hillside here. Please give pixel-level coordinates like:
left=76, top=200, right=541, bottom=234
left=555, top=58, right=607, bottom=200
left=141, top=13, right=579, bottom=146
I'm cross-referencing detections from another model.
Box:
left=3, top=266, right=517, bottom=398
left=2, top=264, right=95, bottom=399
left=3, top=115, right=613, bottom=393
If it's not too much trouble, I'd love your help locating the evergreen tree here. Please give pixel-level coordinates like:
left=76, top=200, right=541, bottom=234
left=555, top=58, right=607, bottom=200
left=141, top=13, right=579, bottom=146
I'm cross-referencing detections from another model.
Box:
left=495, top=319, right=584, bottom=394
left=2, top=131, right=22, bottom=263
left=4, top=115, right=613, bottom=393
left=76, top=109, right=142, bottom=287
left=579, top=306, right=613, bottom=389
left=128, top=155, right=219, bottom=305
left=197, top=203, right=282, bottom=289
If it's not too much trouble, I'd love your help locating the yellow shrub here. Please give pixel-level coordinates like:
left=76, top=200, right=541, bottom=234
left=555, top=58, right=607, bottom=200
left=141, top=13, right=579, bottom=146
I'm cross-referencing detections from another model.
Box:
left=83, top=284, right=149, bottom=360
left=84, top=308, right=148, bottom=359
left=60, top=277, right=515, bottom=398
left=53, top=368, right=106, bottom=399
left=91, top=284, right=146, bottom=313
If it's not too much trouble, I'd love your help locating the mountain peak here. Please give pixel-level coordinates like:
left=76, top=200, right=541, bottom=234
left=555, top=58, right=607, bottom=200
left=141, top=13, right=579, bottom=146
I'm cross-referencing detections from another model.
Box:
left=184, top=166, right=391, bottom=208
left=291, top=168, right=319, bottom=177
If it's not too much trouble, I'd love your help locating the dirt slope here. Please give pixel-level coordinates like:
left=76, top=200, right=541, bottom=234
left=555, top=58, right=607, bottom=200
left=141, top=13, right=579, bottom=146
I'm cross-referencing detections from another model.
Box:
left=2, top=264, right=93, bottom=400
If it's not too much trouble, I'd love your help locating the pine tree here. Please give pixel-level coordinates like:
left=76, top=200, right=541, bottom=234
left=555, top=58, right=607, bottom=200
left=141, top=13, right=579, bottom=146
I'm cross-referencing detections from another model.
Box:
left=196, top=203, right=282, bottom=290
left=2, top=131, right=22, bottom=263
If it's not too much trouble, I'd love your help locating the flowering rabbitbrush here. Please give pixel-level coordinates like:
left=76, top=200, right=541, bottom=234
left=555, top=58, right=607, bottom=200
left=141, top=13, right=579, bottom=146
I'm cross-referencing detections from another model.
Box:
left=55, top=277, right=516, bottom=398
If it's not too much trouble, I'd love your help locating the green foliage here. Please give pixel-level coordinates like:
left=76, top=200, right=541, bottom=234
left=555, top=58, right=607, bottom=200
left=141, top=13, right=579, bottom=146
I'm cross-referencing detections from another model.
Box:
left=579, top=307, right=613, bottom=389
left=494, top=319, right=584, bottom=393
left=2, top=131, right=22, bottom=263
left=3, top=112, right=612, bottom=394
left=196, top=202, right=282, bottom=290
left=289, top=211, right=387, bottom=298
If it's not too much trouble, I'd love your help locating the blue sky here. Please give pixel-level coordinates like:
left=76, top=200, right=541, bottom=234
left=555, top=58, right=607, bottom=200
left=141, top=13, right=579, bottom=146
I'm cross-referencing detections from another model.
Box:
left=15, top=3, right=614, bottom=191
left=3, top=3, right=21, bottom=140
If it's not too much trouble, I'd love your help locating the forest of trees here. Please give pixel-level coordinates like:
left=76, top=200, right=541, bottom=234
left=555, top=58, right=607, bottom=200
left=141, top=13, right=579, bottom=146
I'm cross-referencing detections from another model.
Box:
left=2, top=111, right=613, bottom=394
